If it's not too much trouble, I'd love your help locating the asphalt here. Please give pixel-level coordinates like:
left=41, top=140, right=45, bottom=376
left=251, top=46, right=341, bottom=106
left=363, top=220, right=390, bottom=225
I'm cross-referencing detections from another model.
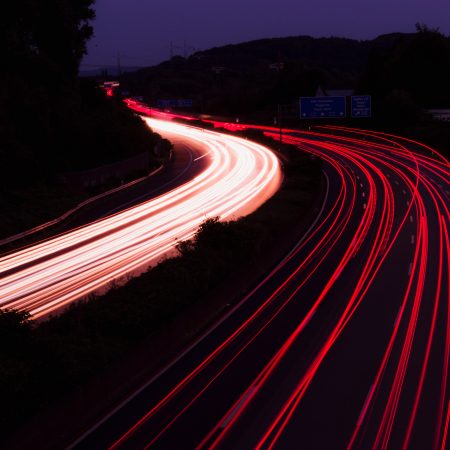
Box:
left=69, top=128, right=449, bottom=450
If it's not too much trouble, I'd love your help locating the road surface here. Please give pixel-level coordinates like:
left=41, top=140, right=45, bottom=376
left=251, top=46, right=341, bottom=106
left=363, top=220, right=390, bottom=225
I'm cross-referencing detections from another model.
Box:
left=0, top=119, right=281, bottom=319
left=70, top=119, right=449, bottom=450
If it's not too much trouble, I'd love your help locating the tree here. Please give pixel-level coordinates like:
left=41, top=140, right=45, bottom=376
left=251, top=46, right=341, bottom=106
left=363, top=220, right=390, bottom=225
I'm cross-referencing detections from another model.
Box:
left=33, top=0, right=96, bottom=78
left=0, top=309, right=33, bottom=356
left=359, top=25, right=450, bottom=113
left=0, top=0, right=96, bottom=79
left=415, top=23, right=440, bottom=34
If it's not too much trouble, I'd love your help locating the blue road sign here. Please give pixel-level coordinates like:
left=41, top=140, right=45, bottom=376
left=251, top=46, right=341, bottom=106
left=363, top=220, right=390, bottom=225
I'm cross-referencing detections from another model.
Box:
left=157, top=99, right=193, bottom=108
left=178, top=99, right=193, bottom=108
left=157, top=99, right=176, bottom=108
left=300, top=97, right=346, bottom=119
left=351, top=95, right=372, bottom=118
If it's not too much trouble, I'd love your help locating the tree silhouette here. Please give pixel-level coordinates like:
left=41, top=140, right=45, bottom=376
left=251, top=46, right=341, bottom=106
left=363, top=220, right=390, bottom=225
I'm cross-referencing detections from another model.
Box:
left=359, top=25, right=450, bottom=112
left=1, top=0, right=95, bottom=79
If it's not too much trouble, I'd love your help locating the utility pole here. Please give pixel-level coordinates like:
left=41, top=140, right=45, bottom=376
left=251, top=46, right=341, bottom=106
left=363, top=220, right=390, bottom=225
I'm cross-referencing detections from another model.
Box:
left=277, top=52, right=283, bottom=151
left=278, top=104, right=282, bottom=149
left=117, top=52, right=122, bottom=77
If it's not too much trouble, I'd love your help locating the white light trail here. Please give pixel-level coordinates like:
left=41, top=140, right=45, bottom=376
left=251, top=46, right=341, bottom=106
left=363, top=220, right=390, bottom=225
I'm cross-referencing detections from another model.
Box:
left=0, top=119, right=282, bottom=318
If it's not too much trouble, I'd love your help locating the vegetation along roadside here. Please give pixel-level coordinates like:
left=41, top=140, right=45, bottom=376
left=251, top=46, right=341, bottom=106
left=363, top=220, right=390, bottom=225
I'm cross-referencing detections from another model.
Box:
left=1, top=129, right=323, bottom=447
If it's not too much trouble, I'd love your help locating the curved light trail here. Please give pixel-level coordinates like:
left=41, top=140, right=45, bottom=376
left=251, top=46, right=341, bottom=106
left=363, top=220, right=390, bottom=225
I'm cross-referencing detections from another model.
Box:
left=0, top=119, right=282, bottom=319
left=76, top=105, right=449, bottom=450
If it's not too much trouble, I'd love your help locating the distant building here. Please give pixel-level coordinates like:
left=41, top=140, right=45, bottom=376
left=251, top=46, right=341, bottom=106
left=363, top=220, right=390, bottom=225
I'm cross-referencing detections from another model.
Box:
left=102, top=81, right=120, bottom=89
left=269, top=62, right=285, bottom=71
left=426, top=109, right=450, bottom=122
left=315, top=86, right=355, bottom=97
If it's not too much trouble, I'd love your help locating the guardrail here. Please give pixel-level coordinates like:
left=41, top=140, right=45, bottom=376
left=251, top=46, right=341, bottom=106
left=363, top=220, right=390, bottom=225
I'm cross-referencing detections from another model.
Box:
left=0, top=165, right=164, bottom=248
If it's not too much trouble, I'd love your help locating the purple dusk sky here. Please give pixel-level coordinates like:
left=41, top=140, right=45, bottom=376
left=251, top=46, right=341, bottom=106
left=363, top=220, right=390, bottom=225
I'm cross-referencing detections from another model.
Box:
left=83, top=0, right=450, bottom=69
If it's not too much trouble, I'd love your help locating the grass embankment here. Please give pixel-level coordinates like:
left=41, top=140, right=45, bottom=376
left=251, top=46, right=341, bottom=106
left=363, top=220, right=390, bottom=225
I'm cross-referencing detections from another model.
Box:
left=0, top=130, right=323, bottom=446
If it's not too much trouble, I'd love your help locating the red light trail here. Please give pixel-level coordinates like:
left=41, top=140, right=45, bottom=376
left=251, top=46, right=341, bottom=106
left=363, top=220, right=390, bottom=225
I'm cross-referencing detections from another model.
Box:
left=76, top=102, right=450, bottom=450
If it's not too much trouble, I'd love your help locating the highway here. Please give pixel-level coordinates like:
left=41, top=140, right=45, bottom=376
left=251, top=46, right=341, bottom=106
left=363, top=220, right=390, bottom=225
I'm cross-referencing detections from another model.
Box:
left=70, top=113, right=449, bottom=450
left=0, top=139, right=207, bottom=248
left=0, top=119, right=281, bottom=319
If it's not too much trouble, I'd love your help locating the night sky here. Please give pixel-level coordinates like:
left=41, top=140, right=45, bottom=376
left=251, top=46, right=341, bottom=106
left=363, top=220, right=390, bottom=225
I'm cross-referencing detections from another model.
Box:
left=83, top=0, right=450, bottom=70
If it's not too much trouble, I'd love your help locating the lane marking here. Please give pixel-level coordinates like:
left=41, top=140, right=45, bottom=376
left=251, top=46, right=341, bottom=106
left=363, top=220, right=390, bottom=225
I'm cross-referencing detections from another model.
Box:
left=411, top=235, right=415, bottom=245
left=394, top=307, right=402, bottom=328
left=357, top=384, right=375, bottom=426
left=194, top=151, right=213, bottom=162
left=220, top=386, right=257, bottom=428
left=408, top=262, right=413, bottom=276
